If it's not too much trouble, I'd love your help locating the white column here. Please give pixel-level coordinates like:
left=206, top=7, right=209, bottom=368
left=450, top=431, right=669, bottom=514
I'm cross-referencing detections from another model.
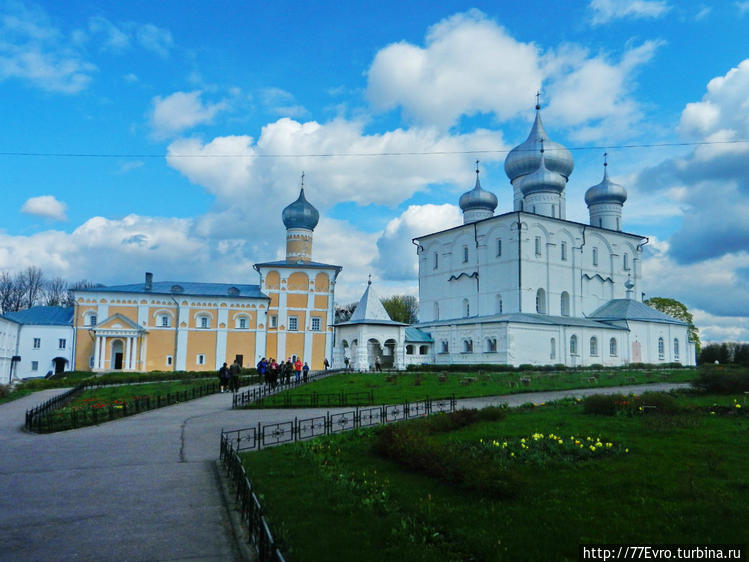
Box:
left=125, top=336, right=132, bottom=371
left=98, top=336, right=106, bottom=369
left=93, top=335, right=101, bottom=370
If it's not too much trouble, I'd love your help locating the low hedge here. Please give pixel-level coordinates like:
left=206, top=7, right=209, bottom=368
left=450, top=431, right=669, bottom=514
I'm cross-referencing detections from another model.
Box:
left=692, top=365, right=749, bottom=394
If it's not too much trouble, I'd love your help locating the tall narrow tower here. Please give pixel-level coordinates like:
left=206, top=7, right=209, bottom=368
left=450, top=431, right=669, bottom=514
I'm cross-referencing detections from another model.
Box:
left=585, top=155, right=628, bottom=231
left=282, top=174, right=319, bottom=262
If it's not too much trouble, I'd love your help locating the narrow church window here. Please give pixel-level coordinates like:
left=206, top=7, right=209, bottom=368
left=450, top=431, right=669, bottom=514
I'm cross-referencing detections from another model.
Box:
left=433, top=253, right=439, bottom=269
left=434, top=302, right=439, bottom=320
left=166, top=355, right=173, bottom=366
left=496, top=238, right=502, bottom=257
left=463, top=245, right=469, bottom=263
left=270, top=315, right=278, bottom=329
left=463, top=299, right=470, bottom=317
left=561, top=242, right=567, bottom=261
left=200, top=316, right=209, bottom=329
left=487, top=338, right=497, bottom=353
left=535, top=236, right=542, bottom=256
left=419, top=345, right=428, bottom=355
left=441, top=340, right=449, bottom=353
left=623, top=254, right=630, bottom=270
left=32, top=361, right=38, bottom=371
left=463, top=339, right=473, bottom=353
left=590, top=337, right=598, bottom=356
left=239, top=317, right=248, bottom=329
left=552, top=204, right=556, bottom=218
left=161, top=315, right=169, bottom=327
left=570, top=335, right=578, bottom=355
left=550, top=338, right=556, bottom=360
left=33, top=338, right=40, bottom=349
left=496, top=294, right=503, bottom=314
left=616, top=217, right=620, bottom=230
left=609, top=338, right=617, bottom=357
left=658, top=337, right=665, bottom=360
left=673, top=338, right=679, bottom=359
left=197, top=354, right=205, bottom=365
left=599, top=218, right=603, bottom=227
left=593, top=247, right=599, bottom=266
left=536, top=288, right=546, bottom=314
left=406, top=345, right=414, bottom=355
left=560, top=291, right=570, bottom=316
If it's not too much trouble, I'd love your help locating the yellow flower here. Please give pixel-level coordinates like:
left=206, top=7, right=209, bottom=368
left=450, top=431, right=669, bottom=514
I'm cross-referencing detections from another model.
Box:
left=736, top=404, right=742, bottom=409
left=510, top=452, right=515, bottom=457
left=557, top=439, right=563, bottom=444
left=589, top=445, right=596, bottom=452
left=625, top=448, right=629, bottom=453
left=605, top=443, right=613, bottom=448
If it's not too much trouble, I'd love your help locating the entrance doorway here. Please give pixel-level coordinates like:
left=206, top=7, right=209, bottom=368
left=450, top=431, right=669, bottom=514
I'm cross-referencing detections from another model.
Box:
left=53, top=357, right=67, bottom=375
left=112, top=340, right=124, bottom=370
left=234, top=354, right=243, bottom=367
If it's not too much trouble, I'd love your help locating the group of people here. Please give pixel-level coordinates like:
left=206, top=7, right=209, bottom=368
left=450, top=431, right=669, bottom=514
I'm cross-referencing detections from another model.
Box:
left=217, top=359, right=241, bottom=393
left=256, top=357, right=310, bottom=388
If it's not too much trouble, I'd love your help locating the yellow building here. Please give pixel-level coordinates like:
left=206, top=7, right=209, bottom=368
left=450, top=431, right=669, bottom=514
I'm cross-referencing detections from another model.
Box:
left=72, top=186, right=340, bottom=372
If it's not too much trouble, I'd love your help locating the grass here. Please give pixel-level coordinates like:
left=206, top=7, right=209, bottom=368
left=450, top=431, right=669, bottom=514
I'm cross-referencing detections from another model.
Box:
left=240, top=392, right=749, bottom=561
left=247, top=368, right=697, bottom=408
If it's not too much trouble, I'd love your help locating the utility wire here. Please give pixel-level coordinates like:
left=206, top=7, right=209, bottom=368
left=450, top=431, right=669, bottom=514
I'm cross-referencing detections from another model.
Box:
left=0, top=139, right=747, bottom=159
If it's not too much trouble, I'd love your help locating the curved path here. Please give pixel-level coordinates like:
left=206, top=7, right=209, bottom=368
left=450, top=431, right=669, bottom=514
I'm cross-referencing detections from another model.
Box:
left=0, top=382, right=688, bottom=561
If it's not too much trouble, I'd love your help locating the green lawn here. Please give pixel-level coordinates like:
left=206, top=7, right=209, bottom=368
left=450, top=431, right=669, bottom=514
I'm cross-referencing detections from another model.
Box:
left=240, top=393, right=749, bottom=561
left=247, top=368, right=697, bottom=408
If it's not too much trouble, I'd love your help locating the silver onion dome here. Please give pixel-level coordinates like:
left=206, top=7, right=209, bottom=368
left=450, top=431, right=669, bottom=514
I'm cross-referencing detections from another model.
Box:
left=504, top=106, right=574, bottom=182
left=282, top=188, right=320, bottom=230
left=516, top=150, right=567, bottom=196
left=585, top=165, right=628, bottom=206
left=459, top=171, right=498, bottom=212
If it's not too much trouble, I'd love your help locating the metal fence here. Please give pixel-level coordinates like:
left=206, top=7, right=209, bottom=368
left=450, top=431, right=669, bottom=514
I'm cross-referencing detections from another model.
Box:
left=219, top=394, right=457, bottom=560
left=25, top=382, right=219, bottom=433
left=231, top=368, right=346, bottom=408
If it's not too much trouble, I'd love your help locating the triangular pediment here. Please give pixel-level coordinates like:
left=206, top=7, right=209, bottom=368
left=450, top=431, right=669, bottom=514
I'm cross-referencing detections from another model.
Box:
left=92, top=313, right=145, bottom=332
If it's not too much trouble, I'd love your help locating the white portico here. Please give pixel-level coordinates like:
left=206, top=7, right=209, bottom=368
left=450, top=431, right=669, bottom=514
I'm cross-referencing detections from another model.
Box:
left=90, top=314, right=146, bottom=371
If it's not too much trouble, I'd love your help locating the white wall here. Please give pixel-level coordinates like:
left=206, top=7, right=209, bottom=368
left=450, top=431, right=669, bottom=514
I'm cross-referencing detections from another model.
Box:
left=16, top=324, right=74, bottom=378
left=0, top=318, right=20, bottom=383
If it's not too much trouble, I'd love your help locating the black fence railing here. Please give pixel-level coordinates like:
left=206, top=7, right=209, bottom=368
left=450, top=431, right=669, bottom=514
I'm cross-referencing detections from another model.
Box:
left=232, top=368, right=345, bottom=408
left=219, top=394, right=457, bottom=560
left=223, top=395, right=457, bottom=453
left=25, top=382, right=219, bottom=433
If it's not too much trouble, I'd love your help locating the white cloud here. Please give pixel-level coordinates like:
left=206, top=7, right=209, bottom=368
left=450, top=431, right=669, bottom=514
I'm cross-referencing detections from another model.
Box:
left=88, top=16, right=130, bottom=52
left=365, top=9, right=660, bottom=139
left=589, top=0, right=671, bottom=25
left=694, top=6, right=711, bottom=20
left=117, top=161, right=144, bottom=174
left=373, top=204, right=462, bottom=280
left=0, top=2, right=96, bottom=93
left=259, top=87, right=308, bottom=118
left=367, top=9, right=542, bottom=128
left=166, top=117, right=507, bottom=211
left=150, top=90, right=228, bottom=138
left=123, top=72, right=138, bottom=83
left=738, top=2, right=749, bottom=16
left=20, top=195, right=67, bottom=221
left=135, top=23, right=173, bottom=58
left=691, top=309, right=749, bottom=343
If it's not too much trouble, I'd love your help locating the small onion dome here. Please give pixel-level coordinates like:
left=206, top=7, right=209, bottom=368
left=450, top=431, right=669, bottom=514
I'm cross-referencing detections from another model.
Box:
left=282, top=188, right=320, bottom=230
left=504, top=108, right=574, bottom=182
left=459, top=173, right=498, bottom=213
left=585, top=166, right=628, bottom=206
left=516, top=150, right=566, bottom=196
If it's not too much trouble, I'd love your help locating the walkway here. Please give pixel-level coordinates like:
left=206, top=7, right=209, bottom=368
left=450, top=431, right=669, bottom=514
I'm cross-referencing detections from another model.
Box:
left=0, top=382, right=688, bottom=561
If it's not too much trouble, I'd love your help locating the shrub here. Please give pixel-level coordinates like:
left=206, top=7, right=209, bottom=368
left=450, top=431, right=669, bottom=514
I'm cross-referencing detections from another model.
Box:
left=0, top=384, right=9, bottom=399
left=583, top=394, right=623, bottom=416
left=693, top=366, right=749, bottom=394
left=638, top=391, right=680, bottom=414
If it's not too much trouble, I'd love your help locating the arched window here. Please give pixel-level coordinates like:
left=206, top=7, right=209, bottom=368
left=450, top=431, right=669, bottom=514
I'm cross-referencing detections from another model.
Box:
left=434, top=302, right=439, bottom=321
left=463, top=245, right=469, bottom=263
left=535, top=236, right=542, bottom=256
left=496, top=238, right=502, bottom=257
left=561, top=242, right=567, bottom=261
left=487, top=338, right=497, bottom=353
left=570, top=335, right=578, bottom=355
left=463, top=339, right=473, bottom=353
left=590, top=337, right=598, bottom=356
left=550, top=338, right=556, bottom=360
left=496, top=294, right=503, bottom=314
left=197, top=315, right=210, bottom=329
left=658, top=337, right=665, bottom=360
left=536, top=288, right=546, bottom=314
left=560, top=291, right=570, bottom=317
left=593, top=247, right=599, bottom=266
left=673, top=338, right=679, bottom=359
left=433, top=253, right=439, bottom=269
left=441, top=340, right=449, bottom=353
left=406, top=345, right=414, bottom=355
left=463, top=298, right=470, bottom=318
left=609, top=338, right=617, bottom=357
left=623, top=254, right=629, bottom=270
left=85, top=312, right=97, bottom=326
left=419, top=345, right=428, bottom=355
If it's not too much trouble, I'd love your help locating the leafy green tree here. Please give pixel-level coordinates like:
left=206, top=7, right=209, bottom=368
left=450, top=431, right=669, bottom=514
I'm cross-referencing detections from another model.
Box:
left=381, top=295, right=418, bottom=324
left=644, top=297, right=701, bottom=352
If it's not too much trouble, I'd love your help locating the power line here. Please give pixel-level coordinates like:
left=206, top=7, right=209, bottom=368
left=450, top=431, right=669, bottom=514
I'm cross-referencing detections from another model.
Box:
left=0, top=139, right=747, bottom=159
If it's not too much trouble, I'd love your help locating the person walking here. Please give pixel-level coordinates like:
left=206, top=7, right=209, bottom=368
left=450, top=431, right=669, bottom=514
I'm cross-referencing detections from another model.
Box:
left=285, top=358, right=293, bottom=385
left=257, top=357, right=267, bottom=387
left=294, top=357, right=303, bottom=382
left=218, top=362, right=230, bottom=393
left=270, top=358, right=278, bottom=389
left=302, top=362, right=309, bottom=382
left=323, top=357, right=329, bottom=370
left=229, top=359, right=241, bottom=393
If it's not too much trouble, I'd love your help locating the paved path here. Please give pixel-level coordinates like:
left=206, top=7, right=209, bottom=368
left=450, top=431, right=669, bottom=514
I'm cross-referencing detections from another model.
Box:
left=0, top=382, right=689, bottom=561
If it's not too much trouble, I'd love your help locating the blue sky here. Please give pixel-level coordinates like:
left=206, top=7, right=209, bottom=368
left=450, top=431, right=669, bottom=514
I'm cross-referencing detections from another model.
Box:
left=1, top=0, right=748, bottom=342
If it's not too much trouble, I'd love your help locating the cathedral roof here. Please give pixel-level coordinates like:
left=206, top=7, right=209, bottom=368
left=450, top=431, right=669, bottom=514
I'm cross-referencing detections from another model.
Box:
left=282, top=188, right=319, bottom=231
left=585, top=164, right=628, bottom=206
left=589, top=299, right=686, bottom=325
left=459, top=170, right=498, bottom=213
left=515, top=149, right=567, bottom=196
left=504, top=106, right=574, bottom=183
left=415, top=312, right=628, bottom=330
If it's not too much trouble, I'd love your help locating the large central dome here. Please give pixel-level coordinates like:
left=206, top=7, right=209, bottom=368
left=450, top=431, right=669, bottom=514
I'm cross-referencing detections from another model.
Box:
left=504, top=106, right=574, bottom=183
left=282, top=188, right=319, bottom=231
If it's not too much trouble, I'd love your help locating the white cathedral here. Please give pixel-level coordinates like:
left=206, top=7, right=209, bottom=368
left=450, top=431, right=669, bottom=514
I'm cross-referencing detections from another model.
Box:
left=336, top=103, right=696, bottom=369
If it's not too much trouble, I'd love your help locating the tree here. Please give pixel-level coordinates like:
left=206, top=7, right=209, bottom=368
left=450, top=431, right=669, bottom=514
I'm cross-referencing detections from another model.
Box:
left=66, top=279, right=104, bottom=307
left=334, top=302, right=357, bottom=323
left=18, top=266, right=45, bottom=309
left=0, top=271, right=25, bottom=313
left=44, top=277, right=69, bottom=306
left=381, top=295, right=418, bottom=324
left=644, top=297, right=700, bottom=352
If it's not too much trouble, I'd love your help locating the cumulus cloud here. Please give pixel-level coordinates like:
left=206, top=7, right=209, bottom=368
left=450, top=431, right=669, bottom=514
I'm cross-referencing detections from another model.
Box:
left=365, top=9, right=660, bottom=139
left=20, top=195, right=67, bottom=221
left=589, top=0, right=671, bottom=25
left=0, top=2, right=96, bottom=93
left=87, top=16, right=130, bottom=52
left=373, top=204, right=462, bottom=280
left=632, top=59, right=749, bottom=264
left=150, top=90, right=228, bottom=138
left=166, top=117, right=507, bottom=212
